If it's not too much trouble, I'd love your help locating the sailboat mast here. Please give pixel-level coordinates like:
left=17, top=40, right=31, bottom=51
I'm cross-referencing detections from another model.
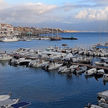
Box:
left=57, top=28, right=58, bottom=37
left=52, top=28, right=53, bottom=37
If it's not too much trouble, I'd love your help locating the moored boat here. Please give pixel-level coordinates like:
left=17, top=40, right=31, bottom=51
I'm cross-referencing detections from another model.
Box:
left=103, top=74, right=108, bottom=81
left=95, top=69, right=104, bottom=76
left=50, top=37, right=62, bottom=41
left=85, top=68, right=97, bottom=76
left=0, top=37, right=19, bottom=42
left=0, top=54, right=12, bottom=61
left=0, top=94, right=19, bottom=108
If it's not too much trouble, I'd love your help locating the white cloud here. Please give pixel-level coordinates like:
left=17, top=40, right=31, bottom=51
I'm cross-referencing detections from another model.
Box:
left=0, top=0, right=8, bottom=10
left=0, top=2, right=57, bottom=24
left=75, top=7, right=108, bottom=21
left=22, top=2, right=57, bottom=14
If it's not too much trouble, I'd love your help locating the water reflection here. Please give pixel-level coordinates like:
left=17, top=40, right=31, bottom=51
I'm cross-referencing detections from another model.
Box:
left=66, top=73, right=72, bottom=80
left=103, top=81, right=108, bottom=85
left=0, top=62, right=108, bottom=108
left=94, top=75, right=102, bottom=81
left=0, top=61, right=8, bottom=66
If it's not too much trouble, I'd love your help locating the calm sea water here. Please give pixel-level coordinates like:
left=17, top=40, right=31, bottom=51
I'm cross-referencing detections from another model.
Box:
left=0, top=32, right=108, bottom=52
left=0, top=32, right=108, bottom=108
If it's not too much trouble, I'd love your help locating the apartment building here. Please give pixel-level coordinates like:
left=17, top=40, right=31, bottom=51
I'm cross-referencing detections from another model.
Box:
left=0, top=23, right=14, bottom=37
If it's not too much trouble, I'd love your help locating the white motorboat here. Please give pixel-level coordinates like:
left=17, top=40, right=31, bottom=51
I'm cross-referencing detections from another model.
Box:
left=48, top=63, right=62, bottom=71
left=0, top=54, right=12, bottom=61
left=29, top=60, right=48, bottom=68
left=103, top=74, right=108, bottom=81
left=0, top=94, right=10, bottom=101
left=95, top=61, right=104, bottom=66
left=98, top=90, right=108, bottom=108
left=10, top=58, right=31, bottom=66
left=96, top=69, right=104, bottom=76
left=0, top=98, right=19, bottom=107
left=0, top=37, right=19, bottom=42
left=0, top=94, right=19, bottom=108
left=58, top=66, right=67, bottom=72
left=70, top=65, right=79, bottom=69
left=76, top=66, right=87, bottom=74
left=43, top=63, right=62, bottom=71
left=58, top=67, right=70, bottom=74
left=85, top=68, right=97, bottom=76
left=58, top=65, right=73, bottom=74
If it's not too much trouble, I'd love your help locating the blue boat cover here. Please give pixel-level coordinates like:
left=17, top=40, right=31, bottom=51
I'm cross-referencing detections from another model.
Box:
left=11, top=102, right=30, bottom=108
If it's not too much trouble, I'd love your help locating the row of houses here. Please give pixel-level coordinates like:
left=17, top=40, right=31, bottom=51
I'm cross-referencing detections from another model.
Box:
left=0, top=23, right=36, bottom=37
left=0, top=24, right=14, bottom=37
left=0, top=23, right=64, bottom=37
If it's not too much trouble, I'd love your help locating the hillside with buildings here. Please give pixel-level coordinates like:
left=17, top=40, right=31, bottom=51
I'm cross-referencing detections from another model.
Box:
left=0, top=23, right=64, bottom=37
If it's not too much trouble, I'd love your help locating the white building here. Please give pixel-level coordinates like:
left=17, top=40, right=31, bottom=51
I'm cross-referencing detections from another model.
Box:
left=0, top=23, right=14, bottom=37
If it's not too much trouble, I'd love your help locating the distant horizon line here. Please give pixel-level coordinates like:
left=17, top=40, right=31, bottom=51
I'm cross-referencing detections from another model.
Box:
left=63, top=30, right=108, bottom=33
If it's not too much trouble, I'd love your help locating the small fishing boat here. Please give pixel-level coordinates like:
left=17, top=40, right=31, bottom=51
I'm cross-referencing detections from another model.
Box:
left=103, top=74, right=108, bottom=81
left=95, top=69, right=104, bottom=76
left=29, top=60, right=48, bottom=68
left=58, top=66, right=67, bottom=72
left=85, top=68, right=97, bottom=76
left=58, top=66, right=70, bottom=74
left=76, top=66, right=87, bottom=74
left=62, top=36, right=78, bottom=40
left=95, top=61, right=104, bottom=66
left=10, top=58, right=31, bottom=66
left=50, top=37, right=62, bottom=41
left=43, top=63, right=62, bottom=71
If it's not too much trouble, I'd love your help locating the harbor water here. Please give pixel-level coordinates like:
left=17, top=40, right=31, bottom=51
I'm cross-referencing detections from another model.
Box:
left=0, top=32, right=108, bottom=52
left=0, top=32, right=108, bottom=108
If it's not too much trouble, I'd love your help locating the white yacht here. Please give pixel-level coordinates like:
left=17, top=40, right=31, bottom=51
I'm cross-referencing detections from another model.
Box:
left=0, top=94, right=10, bottom=101
left=0, top=37, right=19, bottom=42
left=0, top=94, right=19, bottom=108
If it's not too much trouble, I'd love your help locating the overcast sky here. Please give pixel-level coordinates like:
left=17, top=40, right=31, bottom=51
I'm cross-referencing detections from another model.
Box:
left=0, top=0, right=108, bottom=31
